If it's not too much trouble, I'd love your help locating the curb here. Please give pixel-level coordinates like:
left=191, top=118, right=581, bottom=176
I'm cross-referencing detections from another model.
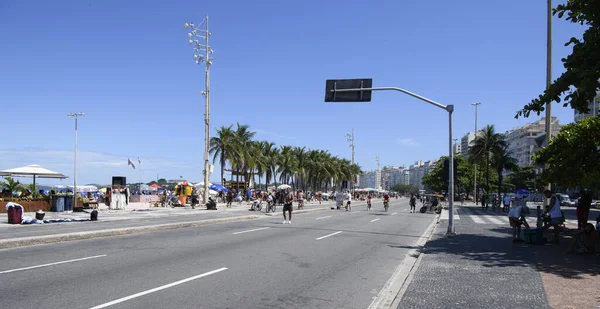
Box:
left=0, top=215, right=261, bottom=250
left=369, top=212, right=441, bottom=309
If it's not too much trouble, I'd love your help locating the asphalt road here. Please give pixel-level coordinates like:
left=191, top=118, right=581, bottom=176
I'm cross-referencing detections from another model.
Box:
left=0, top=198, right=434, bottom=309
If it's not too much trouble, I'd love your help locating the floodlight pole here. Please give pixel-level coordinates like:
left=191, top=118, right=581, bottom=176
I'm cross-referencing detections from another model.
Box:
left=331, top=86, right=455, bottom=234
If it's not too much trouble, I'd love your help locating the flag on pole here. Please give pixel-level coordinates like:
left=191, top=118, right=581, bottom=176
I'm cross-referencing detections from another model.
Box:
left=128, top=158, right=136, bottom=169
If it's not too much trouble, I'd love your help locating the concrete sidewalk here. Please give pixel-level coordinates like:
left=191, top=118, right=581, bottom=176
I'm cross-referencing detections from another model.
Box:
left=0, top=200, right=336, bottom=249
left=397, top=207, right=600, bottom=309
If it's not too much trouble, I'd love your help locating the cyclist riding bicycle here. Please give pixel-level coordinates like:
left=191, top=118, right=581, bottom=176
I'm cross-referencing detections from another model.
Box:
left=383, top=193, right=390, bottom=210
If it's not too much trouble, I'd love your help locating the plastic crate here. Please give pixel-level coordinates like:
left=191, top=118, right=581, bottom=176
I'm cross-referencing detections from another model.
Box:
left=524, top=228, right=542, bottom=244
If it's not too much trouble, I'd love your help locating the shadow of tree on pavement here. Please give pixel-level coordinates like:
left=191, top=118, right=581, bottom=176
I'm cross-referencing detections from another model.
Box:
left=410, top=225, right=600, bottom=280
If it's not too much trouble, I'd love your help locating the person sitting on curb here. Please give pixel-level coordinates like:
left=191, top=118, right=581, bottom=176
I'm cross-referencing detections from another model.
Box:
left=569, top=223, right=598, bottom=254
left=508, top=202, right=529, bottom=243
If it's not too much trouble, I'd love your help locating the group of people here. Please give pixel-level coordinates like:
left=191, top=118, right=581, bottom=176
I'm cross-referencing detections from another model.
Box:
left=508, top=189, right=598, bottom=253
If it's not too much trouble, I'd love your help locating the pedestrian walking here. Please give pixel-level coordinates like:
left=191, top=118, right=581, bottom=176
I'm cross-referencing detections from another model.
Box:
left=283, top=188, right=294, bottom=224
left=409, top=194, right=416, bottom=213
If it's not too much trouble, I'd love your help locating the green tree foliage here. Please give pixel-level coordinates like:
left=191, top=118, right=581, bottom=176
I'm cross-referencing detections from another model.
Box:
left=491, top=144, right=519, bottom=200
left=422, top=155, right=473, bottom=194
left=533, top=116, right=600, bottom=190
left=390, top=184, right=417, bottom=194
left=506, top=166, right=539, bottom=191
left=468, top=124, right=506, bottom=193
left=0, top=177, right=25, bottom=194
left=209, top=124, right=362, bottom=192
left=516, top=1, right=600, bottom=118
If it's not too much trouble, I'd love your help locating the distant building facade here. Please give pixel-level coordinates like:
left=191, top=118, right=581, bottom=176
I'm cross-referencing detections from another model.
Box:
left=505, top=117, right=562, bottom=168
left=461, top=132, right=476, bottom=158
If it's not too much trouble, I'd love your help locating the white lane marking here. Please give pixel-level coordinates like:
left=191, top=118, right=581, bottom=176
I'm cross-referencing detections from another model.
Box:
left=316, top=231, right=343, bottom=240
left=89, top=267, right=228, bottom=309
left=370, top=218, right=380, bottom=223
left=392, top=212, right=398, bottom=215
left=0, top=255, right=107, bottom=275
left=231, top=227, right=270, bottom=235
left=316, top=216, right=332, bottom=220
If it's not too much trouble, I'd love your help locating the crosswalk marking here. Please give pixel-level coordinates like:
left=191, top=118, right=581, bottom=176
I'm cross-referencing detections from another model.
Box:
left=483, top=215, right=505, bottom=225
left=469, top=214, right=485, bottom=224
left=460, top=207, right=580, bottom=227
left=440, top=209, right=460, bottom=221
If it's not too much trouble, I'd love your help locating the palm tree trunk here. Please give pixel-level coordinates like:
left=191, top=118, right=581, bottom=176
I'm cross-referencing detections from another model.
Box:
left=220, top=155, right=225, bottom=185
left=485, top=158, right=490, bottom=194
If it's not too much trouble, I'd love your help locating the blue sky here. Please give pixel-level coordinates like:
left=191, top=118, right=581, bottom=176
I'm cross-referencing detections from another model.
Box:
left=0, top=0, right=586, bottom=185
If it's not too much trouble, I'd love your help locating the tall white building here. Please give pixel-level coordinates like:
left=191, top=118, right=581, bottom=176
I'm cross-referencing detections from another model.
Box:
left=453, top=142, right=462, bottom=154
left=505, top=117, right=562, bottom=168
left=407, top=160, right=437, bottom=190
left=381, top=166, right=409, bottom=190
left=574, top=95, right=600, bottom=122
left=359, top=170, right=378, bottom=189
left=461, top=132, right=476, bottom=158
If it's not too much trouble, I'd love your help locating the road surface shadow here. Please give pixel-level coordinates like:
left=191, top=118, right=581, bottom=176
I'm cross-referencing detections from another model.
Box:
left=418, top=225, right=600, bottom=279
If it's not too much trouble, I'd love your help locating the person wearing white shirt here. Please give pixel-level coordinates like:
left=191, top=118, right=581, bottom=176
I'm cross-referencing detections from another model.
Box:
left=542, top=189, right=563, bottom=244
left=346, top=192, right=352, bottom=211
left=502, top=195, right=512, bottom=212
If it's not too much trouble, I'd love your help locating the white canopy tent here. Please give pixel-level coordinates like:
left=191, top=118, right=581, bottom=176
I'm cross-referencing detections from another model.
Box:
left=67, top=185, right=98, bottom=193
left=0, top=164, right=68, bottom=192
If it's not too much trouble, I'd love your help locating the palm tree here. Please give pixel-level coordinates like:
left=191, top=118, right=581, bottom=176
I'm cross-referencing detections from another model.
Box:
left=209, top=125, right=236, bottom=184
left=294, top=146, right=307, bottom=191
left=232, top=123, right=256, bottom=186
left=1, top=177, right=24, bottom=193
left=468, top=124, right=506, bottom=194
left=278, top=145, right=297, bottom=186
left=251, top=141, right=268, bottom=190
left=206, top=123, right=364, bottom=194
left=491, top=144, right=518, bottom=202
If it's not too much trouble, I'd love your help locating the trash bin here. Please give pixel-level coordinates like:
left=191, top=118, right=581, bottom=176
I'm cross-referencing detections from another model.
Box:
left=7, top=205, right=23, bottom=224
left=52, top=195, right=65, bottom=212
left=64, top=195, right=73, bottom=212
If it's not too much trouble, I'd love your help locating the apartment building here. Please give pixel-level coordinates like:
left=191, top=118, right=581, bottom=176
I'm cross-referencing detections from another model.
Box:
left=505, top=117, right=562, bottom=168
left=461, top=132, right=476, bottom=158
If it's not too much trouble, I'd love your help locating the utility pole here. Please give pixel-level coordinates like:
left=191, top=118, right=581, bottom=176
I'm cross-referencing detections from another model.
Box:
left=346, top=129, right=355, bottom=192
left=376, top=156, right=381, bottom=190
left=185, top=16, right=213, bottom=206
left=471, top=102, right=481, bottom=204
left=67, top=113, right=85, bottom=211
left=544, top=0, right=553, bottom=202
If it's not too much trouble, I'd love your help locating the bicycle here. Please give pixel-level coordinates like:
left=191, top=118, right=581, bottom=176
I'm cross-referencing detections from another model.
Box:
left=266, top=200, right=276, bottom=213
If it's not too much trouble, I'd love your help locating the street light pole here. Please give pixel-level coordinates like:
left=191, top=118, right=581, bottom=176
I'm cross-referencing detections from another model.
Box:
left=185, top=16, right=213, bottom=206
left=328, top=85, right=455, bottom=234
left=376, top=156, right=381, bottom=190
left=471, top=102, right=481, bottom=204
left=67, top=113, right=85, bottom=211
left=346, top=129, right=355, bottom=192
left=544, top=0, right=553, bottom=202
